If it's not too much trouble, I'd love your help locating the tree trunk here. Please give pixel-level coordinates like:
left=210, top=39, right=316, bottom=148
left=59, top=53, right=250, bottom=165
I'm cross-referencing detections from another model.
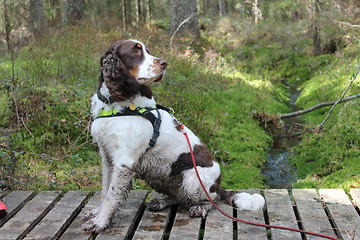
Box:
left=147, top=0, right=152, bottom=22
left=144, top=0, right=150, bottom=23
left=125, top=0, right=132, bottom=27
left=136, top=0, right=144, bottom=23
left=121, top=0, right=127, bottom=29
left=307, top=0, right=322, bottom=56
left=252, top=0, right=263, bottom=23
left=49, top=0, right=61, bottom=27
left=29, top=0, right=45, bottom=37
left=64, top=0, right=85, bottom=25
left=312, top=0, right=322, bottom=56
left=2, top=0, right=15, bottom=78
left=170, top=0, right=200, bottom=37
left=219, top=0, right=227, bottom=16
left=201, top=0, right=206, bottom=16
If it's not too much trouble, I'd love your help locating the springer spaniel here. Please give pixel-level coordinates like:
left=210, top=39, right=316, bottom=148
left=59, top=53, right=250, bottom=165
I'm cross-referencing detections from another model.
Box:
left=83, top=39, right=265, bottom=233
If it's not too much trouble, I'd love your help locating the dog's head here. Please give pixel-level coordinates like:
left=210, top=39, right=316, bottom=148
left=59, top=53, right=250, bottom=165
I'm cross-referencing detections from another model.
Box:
left=99, top=39, right=167, bottom=102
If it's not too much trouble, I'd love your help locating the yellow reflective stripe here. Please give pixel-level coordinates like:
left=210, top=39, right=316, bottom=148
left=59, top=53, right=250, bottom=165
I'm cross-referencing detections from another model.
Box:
left=97, top=106, right=157, bottom=117
left=98, top=109, right=120, bottom=117
left=138, top=108, right=147, bottom=113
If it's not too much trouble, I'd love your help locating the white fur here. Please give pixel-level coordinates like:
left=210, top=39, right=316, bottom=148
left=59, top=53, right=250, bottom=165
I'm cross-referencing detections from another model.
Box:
left=182, top=162, right=221, bottom=201
left=233, top=192, right=265, bottom=211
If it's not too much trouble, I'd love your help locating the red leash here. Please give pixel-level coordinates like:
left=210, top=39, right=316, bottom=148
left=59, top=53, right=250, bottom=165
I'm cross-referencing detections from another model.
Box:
left=0, top=201, right=7, bottom=218
left=180, top=124, right=340, bottom=240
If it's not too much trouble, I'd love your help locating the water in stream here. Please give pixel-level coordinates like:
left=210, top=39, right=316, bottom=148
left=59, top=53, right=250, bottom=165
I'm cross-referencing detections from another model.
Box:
left=262, top=82, right=304, bottom=188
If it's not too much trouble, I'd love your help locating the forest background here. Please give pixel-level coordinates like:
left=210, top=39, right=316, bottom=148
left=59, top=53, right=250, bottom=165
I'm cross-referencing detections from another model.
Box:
left=0, top=0, right=359, bottom=193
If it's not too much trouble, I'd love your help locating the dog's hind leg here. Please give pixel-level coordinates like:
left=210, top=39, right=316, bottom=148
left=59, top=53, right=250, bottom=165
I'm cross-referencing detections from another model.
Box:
left=83, top=166, right=134, bottom=233
left=148, top=197, right=178, bottom=211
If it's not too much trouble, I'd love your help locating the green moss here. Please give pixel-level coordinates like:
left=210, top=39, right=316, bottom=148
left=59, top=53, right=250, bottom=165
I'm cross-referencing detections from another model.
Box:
left=292, top=90, right=360, bottom=190
left=296, top=59, right=360, bottom=125
left=2, top=15, right=358, bottom=192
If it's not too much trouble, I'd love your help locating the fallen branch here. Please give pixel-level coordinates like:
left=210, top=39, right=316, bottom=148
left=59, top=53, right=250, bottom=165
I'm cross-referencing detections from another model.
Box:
left=332, top=19, right=360, bottom=29
left=279, top=93, right=360, bottom=119
left=317, top=64, right=360, bottom=130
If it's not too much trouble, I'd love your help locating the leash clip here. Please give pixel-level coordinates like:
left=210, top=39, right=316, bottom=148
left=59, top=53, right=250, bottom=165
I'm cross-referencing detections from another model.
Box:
left=168, top=107, right=175, bottom=116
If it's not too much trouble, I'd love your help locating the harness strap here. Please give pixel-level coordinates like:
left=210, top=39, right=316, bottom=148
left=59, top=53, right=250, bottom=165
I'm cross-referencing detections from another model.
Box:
left=95, top=105, right=170, bottom=148
left=147, top=109, right=161, bottom=148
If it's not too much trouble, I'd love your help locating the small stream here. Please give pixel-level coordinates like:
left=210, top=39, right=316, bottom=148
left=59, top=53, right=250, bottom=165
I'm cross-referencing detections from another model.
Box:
left=262, top=82, right=304, bottom=188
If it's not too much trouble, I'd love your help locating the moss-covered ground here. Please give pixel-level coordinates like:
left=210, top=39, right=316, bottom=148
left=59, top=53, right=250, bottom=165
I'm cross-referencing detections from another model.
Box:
left=1, top=11, right=359, bottom=192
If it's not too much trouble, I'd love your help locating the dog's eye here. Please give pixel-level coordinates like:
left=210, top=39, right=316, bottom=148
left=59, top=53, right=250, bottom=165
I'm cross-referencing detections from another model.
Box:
left=133, top=48, right=142, bottom=55
left=132, top=44, right=143, bottom=55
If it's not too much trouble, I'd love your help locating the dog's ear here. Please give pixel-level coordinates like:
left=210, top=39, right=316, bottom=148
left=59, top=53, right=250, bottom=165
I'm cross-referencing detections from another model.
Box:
left=100, top=41, right=141, bottom=102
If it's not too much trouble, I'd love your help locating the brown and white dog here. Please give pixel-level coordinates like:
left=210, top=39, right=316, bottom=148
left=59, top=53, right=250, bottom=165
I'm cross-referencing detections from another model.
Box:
left=84, top=39, right=265, bottom=233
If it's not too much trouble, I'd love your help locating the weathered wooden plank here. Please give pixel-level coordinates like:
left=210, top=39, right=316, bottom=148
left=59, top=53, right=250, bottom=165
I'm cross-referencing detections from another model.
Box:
left=319, top=189, right=360, bottom=240
left=132, top=192, right=171, bottom=240
left=59, top=191, right=102, bottom=240
left=168, top=208, right=202, bottom=240
left=24, top=191, right=89, bottom=240
left=236, top=190, right=267, bottom=240
left=350, top=188, right=360, bottom=208
left=292, top=189, right=336, bottom=240
left=0, top=191, right=62, bottom=240
left=203, top=201, right=234, bottom=240
left=264, top=189, right=302, bottom=240
left=0, top=191, right=34, bottom=227
left=0, top=192, right=6, bottom=199
left=96, top=190, right=148, bottom=240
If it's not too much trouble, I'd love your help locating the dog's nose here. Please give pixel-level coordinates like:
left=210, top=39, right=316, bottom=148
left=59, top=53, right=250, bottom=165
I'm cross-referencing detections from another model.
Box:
left=158, top=59, right=167, bottom=69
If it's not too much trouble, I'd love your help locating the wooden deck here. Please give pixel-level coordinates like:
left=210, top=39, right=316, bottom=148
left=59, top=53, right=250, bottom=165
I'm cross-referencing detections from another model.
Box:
left=0, top=189, right=359, bottom=240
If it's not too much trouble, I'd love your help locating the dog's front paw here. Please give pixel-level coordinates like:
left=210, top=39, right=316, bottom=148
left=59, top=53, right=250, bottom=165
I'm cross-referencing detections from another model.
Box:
left=82, top=209, right=98, bottom=221
left=189, top=205, right=208, bottom=218
left=148, top=199, right=169, bottom=211
left=82, top=217, right=109, bottom=233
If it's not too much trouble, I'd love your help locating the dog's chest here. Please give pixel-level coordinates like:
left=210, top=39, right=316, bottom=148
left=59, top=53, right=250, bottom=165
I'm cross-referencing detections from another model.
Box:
left=91, top=117, right=153, bottom=145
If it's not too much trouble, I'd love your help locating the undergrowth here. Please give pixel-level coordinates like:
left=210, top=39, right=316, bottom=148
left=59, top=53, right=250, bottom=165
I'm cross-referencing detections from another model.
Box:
left=291, top=59, right=360, bottom=191
left=202, top=12, right=360, bottom=190
left=0, top=23, right=288, bottom=191
left=1, top=11, right=359, bottom=192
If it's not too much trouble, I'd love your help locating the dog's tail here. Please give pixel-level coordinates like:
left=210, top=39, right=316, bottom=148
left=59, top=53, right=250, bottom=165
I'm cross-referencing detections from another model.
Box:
left=218, top=188, right=265, bottom=210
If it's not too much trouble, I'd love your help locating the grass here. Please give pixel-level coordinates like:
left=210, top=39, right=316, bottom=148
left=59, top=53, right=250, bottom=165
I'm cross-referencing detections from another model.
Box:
left=154, top=47, right=289, bottom=189
left=0, top=24, right=289, bottom=192
left=291, top=59, right=360, bottom=191
left=1, top=12, right=359, bottom=192
left=200, top=13, right=360, bottom=191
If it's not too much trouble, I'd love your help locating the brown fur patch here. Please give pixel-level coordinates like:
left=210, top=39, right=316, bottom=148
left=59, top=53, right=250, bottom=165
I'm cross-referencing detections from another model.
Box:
left=218, top=188, right=237, bottom=207
left=173, top=119, right=182, bottom=132
left=129, top=66, right=140, bottom=79
left=209, top=175, right=221, bottom=193
left=170, top=144, right=214, bottom=176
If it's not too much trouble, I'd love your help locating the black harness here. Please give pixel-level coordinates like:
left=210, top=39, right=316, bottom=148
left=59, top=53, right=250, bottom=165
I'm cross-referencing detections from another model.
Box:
left=95, top=104, right=173, bottom=148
